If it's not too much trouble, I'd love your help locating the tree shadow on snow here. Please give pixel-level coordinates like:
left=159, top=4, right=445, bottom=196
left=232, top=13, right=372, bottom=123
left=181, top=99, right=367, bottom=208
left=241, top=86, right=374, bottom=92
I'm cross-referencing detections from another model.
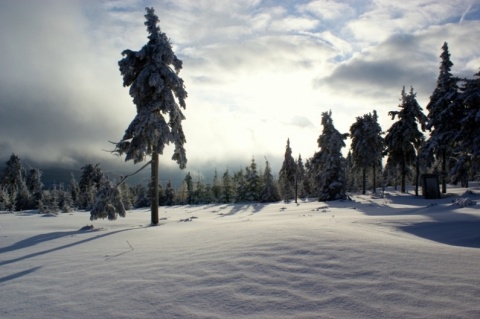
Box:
left=399, top=221, right=480, bottom=248
left=218, top=203, right=265, bottom=217
left=0, top=266, right=42, bottom=284
left=328, top=190, right=480, bottom=249
left=0, top=228, right=135, bottom=266
left=341, top=190, right=480, bottom=221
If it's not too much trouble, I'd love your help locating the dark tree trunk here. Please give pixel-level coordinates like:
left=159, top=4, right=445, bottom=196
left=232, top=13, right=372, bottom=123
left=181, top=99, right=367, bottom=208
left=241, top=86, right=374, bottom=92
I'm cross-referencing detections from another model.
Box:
left=441, top=150, right=447, bottom=193
left=151, top=151, right=159, bottom=225
left=401, top=161, right=406, bottom=193
left=415, top=155, right=420, bottom=196
left=362, top=167, right=366, bottom=195
left=372, top=162, right=376, bottom=194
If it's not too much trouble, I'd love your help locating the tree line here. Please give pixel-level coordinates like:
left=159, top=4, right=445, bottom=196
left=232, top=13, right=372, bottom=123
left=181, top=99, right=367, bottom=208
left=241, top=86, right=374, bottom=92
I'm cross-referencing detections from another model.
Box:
left=1, top=18, right=478, bottom=217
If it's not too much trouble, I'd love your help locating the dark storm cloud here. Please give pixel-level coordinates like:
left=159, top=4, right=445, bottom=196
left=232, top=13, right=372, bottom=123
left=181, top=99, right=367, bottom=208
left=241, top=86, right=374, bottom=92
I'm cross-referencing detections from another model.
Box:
left=0, top=0, right=133, bottom=169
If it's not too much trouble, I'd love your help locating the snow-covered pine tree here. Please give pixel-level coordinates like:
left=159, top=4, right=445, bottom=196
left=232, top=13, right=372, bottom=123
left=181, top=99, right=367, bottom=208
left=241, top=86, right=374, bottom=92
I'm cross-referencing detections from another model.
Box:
left=296, top=154, right=306, bottom=199
left=311, top=111, right=348, bottom=201
left=57, top=183, right=73, bottom=213
left=69, top=173, right=80, bottom=208
left=164, top=180, right=175, bottom=206
left=114, top=7, right=187, bottom=224
left=385, top=86, right=427, bottom=194
left=0, top=187, right=9, bottom=211
left=302, top=158, right=313, bottom=197
left=260, top=158, right=280, bottom=203
left=245, top=157, right=261, bottom=202
left=233, top=168, right=246, bottom=202
left=450, top=69, right=480, bottom=186
left=157, top=183, right=166, bottom=206
left=193, top=175, right=205, bottom=204
left=278, top=139, right=296, bottom=202
left=133, top=184, right=151, bottom=208
left=90, top=180, right=126, bottom=221
left=1, top=154, right=29, bottom=210
left=424, top=42, right=461, bottom=193
left=184, top=172, right=194, bottom=204
left=26, top=168, right=43, bottom=209
left=119, top=180, right=133, bottom=210
left=77, top=163, right=104, bottom=210
left=349, top=110, right=384, bottom=194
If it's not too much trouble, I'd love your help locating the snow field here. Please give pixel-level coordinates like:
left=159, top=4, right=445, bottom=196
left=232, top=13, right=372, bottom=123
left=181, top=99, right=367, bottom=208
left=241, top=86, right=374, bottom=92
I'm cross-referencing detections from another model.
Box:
left=1, top=188, right=480, bottom=318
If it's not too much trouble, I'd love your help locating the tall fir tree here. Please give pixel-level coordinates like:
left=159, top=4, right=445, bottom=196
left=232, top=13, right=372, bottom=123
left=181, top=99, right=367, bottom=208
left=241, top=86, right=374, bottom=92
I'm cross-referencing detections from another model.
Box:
left=278, top=139, right=296, bottom=202
left=385, top=87, right=427, bottom=193
left=311, top=111, right=348, bottom=201
left=114, top=7, right=188, bottom=224
left=424, top=42, right=460, bottom=193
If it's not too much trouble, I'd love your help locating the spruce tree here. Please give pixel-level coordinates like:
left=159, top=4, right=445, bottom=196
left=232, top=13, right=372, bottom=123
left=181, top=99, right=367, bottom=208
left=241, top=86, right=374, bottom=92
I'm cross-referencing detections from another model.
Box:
left=233, top=169, right=246, bottom=202
left=26, top=168, right=43, bottom=208
left=311, top=111, right=348, bottom=201
left=90, top=180, right=126, bottom=221
left=119, top=180, right=133, bottom=210
left=349, top=110, right=384, bottom=194
left=184, top=172, right=194, bottom=204
left=260, top=158, right=280, bottom=203
left=57, top=183, right=73, bottom=213
left=245, top=157, right=261, bottom=202
left=385, top=87, right=427, bottom=193
left=78, top=163, right=104, bottom=210
left=114, top=7, right=187, bottom=224
left=424, top=42, right=460, bottom=193
left=296, top=154, right=306, bottom=199
left=278, top=139, right=296, bottom=202
left=1, top=154, right=28, bottom=210
left=450, top=69, right=480, bottom=186
left=133, top=184, right=151, bottom=208
left=164, top=180, right=175, bottom=206
left=69, top=173, right=80, bottom=208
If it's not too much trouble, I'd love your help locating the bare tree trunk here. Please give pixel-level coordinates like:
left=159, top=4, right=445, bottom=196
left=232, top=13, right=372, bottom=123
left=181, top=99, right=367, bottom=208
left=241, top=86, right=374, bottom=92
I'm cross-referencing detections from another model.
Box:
left=372, top=162, right=377, bottom=194
left=151, top=151, right=159, bottom=225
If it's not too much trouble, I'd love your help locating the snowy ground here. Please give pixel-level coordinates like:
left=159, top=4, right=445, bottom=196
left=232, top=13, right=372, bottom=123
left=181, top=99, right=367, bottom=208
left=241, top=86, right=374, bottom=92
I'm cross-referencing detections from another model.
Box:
left=1, top=184, right=480, bottom=319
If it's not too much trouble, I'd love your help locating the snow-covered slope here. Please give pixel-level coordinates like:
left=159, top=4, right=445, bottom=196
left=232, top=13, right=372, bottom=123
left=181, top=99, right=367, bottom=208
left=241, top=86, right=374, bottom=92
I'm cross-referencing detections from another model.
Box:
left=1, top=186, right=480, bottom=318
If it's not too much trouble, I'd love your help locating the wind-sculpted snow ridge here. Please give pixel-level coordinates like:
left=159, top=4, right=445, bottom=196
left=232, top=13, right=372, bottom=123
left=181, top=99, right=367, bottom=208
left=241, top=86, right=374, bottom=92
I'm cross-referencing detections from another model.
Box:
left=1, top=185, right=480, bottom=318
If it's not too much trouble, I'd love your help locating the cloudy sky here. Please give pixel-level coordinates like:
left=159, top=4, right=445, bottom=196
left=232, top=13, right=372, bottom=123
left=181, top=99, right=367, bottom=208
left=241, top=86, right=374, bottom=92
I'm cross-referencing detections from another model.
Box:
left=1, top=0, right=479, bottom=178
